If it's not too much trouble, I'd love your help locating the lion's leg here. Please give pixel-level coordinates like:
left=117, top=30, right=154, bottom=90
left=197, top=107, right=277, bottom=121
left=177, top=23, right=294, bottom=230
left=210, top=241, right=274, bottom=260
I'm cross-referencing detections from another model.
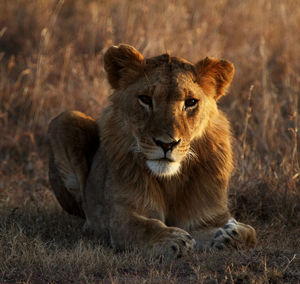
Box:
left=48, top=111, right=99, bottom=218
left=109, top=205, right=196, bottom=259
left=192, top=218, right=256, bottom=251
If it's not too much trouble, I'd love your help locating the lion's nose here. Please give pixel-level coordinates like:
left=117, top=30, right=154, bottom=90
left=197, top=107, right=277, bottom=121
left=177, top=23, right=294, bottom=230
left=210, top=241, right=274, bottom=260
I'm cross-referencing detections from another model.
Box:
left=153, top=138, right=181, bottom=154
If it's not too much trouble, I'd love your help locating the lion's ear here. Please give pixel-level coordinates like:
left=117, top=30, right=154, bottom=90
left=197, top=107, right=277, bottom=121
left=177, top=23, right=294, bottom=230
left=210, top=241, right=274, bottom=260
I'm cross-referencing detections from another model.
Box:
left=104, top=44, right=144, bottom=89
left=195, top=57, right=234, bottom=100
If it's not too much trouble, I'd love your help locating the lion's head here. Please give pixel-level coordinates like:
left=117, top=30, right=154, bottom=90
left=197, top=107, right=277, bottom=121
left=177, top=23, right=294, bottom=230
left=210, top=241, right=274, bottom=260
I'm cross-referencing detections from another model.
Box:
left=103, top=44, right=234, bottom=177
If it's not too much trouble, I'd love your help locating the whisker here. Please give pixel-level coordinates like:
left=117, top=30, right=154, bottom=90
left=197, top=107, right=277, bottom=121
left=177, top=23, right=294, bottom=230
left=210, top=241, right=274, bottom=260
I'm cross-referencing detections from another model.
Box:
left=186, top=147, right=199, bottom=162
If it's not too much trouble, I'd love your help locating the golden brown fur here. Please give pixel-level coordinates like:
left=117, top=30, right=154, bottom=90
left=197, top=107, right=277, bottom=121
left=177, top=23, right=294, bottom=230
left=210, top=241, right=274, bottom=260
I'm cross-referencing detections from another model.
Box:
left=48, top=44, right=256, bottom=258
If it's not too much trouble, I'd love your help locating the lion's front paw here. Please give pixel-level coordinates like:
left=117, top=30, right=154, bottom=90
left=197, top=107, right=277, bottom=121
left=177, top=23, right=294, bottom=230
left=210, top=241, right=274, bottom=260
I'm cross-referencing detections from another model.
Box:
left=150, top=227, right=196, bottom=259
left=211, top=218, right=256, bottom=250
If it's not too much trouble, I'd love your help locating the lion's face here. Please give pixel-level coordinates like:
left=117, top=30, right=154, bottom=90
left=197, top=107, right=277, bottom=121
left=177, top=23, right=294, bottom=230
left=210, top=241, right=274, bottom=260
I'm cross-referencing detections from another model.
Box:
left=104, top=45, right=234, bottom=177
left=118, top=65, right=215, bottom=176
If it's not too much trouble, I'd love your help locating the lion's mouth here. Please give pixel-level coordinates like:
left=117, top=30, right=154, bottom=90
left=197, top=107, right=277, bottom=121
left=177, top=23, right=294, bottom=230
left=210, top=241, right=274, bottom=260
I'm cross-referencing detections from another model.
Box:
left=145, top=158, right=181, bottom=176
left=149, top=157, right=174, bottom=163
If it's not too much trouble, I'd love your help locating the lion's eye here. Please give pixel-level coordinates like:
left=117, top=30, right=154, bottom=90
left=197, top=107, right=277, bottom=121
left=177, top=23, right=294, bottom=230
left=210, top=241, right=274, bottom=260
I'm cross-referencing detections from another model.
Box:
left=184, top=98, right=198, bottom=109
left=138, top=95, right=153, bottom=108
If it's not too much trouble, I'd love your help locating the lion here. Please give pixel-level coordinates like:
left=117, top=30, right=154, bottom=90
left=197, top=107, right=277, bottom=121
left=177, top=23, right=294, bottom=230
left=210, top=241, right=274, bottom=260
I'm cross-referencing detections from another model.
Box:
left=48, top=44, right=256, bottom=258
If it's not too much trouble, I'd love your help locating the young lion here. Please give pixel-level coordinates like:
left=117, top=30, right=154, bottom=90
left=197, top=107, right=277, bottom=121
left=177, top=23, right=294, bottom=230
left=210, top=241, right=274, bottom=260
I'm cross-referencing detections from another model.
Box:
left=48, top=44, right=256, bottom=258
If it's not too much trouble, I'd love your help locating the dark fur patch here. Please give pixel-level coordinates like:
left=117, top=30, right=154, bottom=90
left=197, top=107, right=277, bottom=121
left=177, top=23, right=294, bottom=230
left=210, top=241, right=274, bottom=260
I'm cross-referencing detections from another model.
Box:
left=214, top=230, right=223, bottom=238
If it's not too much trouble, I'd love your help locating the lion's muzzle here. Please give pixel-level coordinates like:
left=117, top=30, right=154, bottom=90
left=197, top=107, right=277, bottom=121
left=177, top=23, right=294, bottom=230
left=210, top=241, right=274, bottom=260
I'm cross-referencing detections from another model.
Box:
left=152, top=137, right=181, bottom=154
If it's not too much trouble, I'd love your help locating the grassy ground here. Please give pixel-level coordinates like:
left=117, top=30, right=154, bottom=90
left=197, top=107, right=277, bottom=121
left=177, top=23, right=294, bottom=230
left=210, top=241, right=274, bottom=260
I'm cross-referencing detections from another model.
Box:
left=0, top=0, right=299, bottom=282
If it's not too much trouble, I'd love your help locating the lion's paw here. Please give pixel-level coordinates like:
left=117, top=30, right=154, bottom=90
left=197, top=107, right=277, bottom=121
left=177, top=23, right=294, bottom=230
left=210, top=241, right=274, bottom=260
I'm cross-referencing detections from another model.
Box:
left=150, top=227, right=196, bottom=259
left=211, top=218, right=256, bottom=250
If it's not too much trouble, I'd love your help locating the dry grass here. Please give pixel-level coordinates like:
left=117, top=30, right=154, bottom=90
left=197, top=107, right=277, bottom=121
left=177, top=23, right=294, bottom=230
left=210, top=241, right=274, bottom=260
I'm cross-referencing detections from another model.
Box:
left=0, top=0, right=299, bottom=282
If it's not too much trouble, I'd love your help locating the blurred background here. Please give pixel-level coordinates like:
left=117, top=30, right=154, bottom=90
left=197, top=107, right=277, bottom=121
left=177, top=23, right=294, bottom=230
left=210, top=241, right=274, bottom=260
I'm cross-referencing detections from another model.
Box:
left=0, top=0, right=299, bottom=281
left=1, top=0, right=299, bottom=218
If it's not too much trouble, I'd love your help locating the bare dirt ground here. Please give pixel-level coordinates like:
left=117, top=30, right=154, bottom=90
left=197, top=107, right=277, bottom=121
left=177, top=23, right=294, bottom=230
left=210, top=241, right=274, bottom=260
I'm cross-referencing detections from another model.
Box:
left=0, top=0, right=299, bottom=283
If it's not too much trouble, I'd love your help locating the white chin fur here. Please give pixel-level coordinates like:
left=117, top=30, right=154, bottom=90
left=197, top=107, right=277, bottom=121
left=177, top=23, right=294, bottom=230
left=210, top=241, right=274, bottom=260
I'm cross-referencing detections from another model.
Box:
left=146, top=160, right=181, bottom=176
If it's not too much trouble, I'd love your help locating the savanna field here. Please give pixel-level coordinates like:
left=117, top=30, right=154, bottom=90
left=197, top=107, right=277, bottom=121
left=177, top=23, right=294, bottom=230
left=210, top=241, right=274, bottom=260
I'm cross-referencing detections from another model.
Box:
left=0, top=0, right=299, bottom=283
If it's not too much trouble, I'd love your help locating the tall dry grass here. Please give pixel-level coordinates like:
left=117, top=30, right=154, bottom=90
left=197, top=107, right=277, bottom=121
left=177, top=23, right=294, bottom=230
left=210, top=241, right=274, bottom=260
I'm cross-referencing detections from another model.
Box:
left=0, top=0, right=299, bottom=282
